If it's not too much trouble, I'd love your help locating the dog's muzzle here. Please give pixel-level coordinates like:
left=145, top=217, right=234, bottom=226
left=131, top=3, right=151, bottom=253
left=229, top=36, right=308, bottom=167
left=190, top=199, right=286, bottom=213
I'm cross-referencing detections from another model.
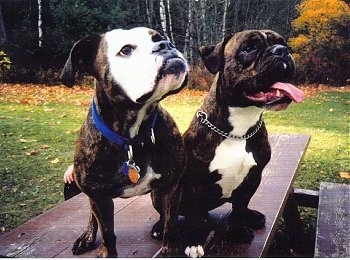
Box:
left=244, top=44, right=304, bottom=110
left=136, top=41, right=188, bottom=104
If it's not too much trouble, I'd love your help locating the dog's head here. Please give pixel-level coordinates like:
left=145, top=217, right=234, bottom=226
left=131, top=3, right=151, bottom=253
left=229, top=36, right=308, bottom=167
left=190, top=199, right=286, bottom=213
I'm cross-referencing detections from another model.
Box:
left=199, top=30, right=304, bottom=109
left=60, top=27, right=188, bottom=104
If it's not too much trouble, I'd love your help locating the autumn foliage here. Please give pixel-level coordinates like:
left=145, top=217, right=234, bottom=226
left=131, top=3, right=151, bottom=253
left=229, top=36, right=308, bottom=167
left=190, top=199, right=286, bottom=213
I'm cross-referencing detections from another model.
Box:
left=289, top=0, right=350, bottom=85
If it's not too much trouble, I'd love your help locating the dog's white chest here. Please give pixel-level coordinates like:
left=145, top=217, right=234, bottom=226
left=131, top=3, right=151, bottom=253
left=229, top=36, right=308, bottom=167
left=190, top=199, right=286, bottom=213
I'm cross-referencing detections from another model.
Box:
left=208, top=106, right=263, bottom=199
left=209, top=139, right=256, bottom=198
left=120, top=166, right=161, bottom=198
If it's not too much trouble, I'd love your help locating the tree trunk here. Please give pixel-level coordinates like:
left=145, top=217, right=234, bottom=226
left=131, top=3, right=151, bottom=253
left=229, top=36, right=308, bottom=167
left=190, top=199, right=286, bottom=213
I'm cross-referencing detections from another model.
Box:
left=0, top=5, right=7, bottom=45
left=184, top=0, right=193, bottom=62
left=164, top=0, right=174, bottom=43
left=145, top=0, right=152, bottom=28
left=200, top=0, right=207, bottom=45
left=38, top=0, right=42, bottom=47
left=159, top=0, right=167, bottom=35
left=222, top=0, right=229, bottom=40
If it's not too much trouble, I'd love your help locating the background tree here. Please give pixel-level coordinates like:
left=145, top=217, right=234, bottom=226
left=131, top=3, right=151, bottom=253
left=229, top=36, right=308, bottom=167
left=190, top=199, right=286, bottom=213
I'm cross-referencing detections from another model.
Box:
left=289, top=0, right=350, bottom=85
left=178, top=0, right=299, bottom=63
left=0, top=4, right=6, bottom=45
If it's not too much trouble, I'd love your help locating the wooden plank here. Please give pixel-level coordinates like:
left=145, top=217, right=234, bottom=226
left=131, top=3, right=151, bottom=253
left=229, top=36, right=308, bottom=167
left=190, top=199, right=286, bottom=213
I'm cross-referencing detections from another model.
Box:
left=293, top=188, right=319, bottom=208
left=0, top=194, right=160, bottom=258
left=314, top=182, right=350, bottom=258
left=0, top=134, right=310, bottom=258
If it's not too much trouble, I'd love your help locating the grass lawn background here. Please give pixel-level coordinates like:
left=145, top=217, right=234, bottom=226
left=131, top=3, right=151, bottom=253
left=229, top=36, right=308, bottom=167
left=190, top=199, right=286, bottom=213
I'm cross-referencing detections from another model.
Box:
left=0, top=83, right=349, bottom=255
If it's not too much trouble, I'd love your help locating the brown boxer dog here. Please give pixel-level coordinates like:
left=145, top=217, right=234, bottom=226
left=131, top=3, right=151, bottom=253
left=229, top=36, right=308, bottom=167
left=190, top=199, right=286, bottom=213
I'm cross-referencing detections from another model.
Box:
left=180, top=30, right=304, bottom=257
left=60, top=27, right=188, bottom=257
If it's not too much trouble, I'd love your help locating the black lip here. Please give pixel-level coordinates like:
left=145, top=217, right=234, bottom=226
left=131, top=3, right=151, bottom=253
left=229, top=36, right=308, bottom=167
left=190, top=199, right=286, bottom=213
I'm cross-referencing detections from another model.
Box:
left=136, top=92, right=154, bottom=104
left=265, top=96, right=292, bottom=107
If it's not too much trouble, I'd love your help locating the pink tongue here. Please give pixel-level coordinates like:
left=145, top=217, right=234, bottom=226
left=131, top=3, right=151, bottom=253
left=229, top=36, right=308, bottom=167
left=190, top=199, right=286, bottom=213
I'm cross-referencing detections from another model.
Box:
left=271, top=82, right=305, bottom=103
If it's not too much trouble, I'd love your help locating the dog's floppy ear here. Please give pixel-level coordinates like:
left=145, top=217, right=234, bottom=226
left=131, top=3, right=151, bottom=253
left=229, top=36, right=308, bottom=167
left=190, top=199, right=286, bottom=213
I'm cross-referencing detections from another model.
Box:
left=60, top=34, right=101, bottom=87
left=198, top=42, right=224, bottom=74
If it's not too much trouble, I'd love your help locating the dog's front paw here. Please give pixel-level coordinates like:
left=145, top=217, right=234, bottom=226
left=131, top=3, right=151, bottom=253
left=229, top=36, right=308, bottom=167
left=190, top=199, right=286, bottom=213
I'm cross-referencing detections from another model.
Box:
left=72, top=231, right=96, bottom=255
left=184, top=245, right=205, bottom=258
left=151, top=220, right=163, bottom=240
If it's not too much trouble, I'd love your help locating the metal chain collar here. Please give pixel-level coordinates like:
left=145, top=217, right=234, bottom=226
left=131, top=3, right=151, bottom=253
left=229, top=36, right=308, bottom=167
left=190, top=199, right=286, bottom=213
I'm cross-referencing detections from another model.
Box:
left=196, top=109, right=263, bottom=141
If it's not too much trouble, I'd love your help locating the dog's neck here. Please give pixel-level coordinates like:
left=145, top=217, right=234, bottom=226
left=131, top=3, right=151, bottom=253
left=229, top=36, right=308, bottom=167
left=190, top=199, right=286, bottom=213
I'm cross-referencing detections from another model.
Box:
left=227, top=106, right=263, bottom=137
left=129, top=103, right=155, bottom=138
left=201, top=74, right=264, bottom=137
left=93, top=88, right=156, bottom=139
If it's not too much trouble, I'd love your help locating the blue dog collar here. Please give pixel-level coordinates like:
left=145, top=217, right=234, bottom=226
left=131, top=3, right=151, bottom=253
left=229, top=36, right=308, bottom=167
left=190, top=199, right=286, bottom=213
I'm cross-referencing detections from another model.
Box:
left=91, top=99, right=157, bottom=151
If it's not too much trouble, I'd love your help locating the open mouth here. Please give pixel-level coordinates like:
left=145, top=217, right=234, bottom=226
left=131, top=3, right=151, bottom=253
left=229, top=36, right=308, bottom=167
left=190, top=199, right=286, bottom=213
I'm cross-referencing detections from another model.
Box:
left=244, top=82, right=305, bottom=110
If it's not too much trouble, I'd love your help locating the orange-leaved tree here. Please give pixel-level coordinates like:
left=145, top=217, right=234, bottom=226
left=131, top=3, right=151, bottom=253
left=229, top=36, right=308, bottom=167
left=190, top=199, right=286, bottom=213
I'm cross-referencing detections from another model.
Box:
left=289, top=0, right=350, bottom=85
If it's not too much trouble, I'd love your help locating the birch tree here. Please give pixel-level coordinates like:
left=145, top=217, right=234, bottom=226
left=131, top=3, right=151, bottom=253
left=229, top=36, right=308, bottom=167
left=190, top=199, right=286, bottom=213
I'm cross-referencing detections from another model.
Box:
left=222, top=0, right=229, bottom=40
left=184, top=0, right=193, bottom=61
left=38, top=0, right=42, bottom=47
left=164, top=0, right=174, bottom=43
left=145, top=0, right=153, bottom=28
left=159, top=0, right=167, bottom=33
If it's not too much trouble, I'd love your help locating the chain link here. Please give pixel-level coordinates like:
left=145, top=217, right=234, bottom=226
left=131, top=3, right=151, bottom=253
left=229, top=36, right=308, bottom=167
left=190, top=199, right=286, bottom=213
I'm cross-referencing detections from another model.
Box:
left=196, top=109, right=263, bottom=141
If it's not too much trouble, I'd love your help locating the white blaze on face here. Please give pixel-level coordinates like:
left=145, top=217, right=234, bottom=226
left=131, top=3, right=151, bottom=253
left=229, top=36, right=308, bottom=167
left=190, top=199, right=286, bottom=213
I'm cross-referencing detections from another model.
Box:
left=209, top=106, right=263, bottom=198
left=105, top=27, right=187, bottom=104
left=105, top=27, right=163, bottom=103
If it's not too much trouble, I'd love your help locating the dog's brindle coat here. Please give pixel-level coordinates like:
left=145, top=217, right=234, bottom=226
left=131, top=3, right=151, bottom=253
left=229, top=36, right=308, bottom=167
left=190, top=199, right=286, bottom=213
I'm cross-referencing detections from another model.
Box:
left=180, top=30, right=303, bottom=257
left=60, top=27, right=188, bottom=257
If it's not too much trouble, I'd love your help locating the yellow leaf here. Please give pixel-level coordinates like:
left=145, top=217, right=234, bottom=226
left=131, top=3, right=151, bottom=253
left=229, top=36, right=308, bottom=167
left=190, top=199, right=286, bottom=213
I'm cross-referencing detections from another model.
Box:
left=339, top=171, right=350, bottom=179
left=19, top=139, right=37, bottom=143
left=26, top=150, right=38, bottom=156
left=50, top=158, right=60, bottom=164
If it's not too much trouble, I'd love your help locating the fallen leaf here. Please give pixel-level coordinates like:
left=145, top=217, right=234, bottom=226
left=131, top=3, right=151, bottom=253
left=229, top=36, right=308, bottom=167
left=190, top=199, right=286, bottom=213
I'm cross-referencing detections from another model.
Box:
left=19, top=139, right=37, bottom=143
left=40, top=144, right=50, bottom=149
left=50, top=158, right=60, bottom=164
left=26, top=150, right=38, bottom=156
left=339, top=171, right=350, bottom=179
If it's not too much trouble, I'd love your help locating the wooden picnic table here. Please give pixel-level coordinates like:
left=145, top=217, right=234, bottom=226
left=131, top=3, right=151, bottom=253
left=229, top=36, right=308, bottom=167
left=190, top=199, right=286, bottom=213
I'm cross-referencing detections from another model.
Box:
left=0, top=134, right=310, bottom=257
left=314, top=182, right=350, bottom=258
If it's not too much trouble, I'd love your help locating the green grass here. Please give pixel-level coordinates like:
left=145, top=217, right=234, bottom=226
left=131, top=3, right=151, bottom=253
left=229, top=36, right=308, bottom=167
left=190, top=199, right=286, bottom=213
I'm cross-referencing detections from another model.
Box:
left=0, top=87, right=349, bottom=238
left=263, top=92, right=350, bottom=190
left=0, top=102, right=87, bottom=231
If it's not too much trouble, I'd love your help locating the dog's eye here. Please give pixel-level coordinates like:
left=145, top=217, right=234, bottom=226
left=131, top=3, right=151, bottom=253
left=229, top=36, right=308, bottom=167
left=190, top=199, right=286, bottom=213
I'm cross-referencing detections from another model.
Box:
left=243, top=45, right=257, bottom=54
left=119, top=45, right=134, bottom=57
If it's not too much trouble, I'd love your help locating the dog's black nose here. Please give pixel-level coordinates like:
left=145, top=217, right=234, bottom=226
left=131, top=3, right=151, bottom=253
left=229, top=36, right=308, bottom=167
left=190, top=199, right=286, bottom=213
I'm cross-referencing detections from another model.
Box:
left=270, top=44, right=290, bottom=57
left=152, top=40, right=176, bottom=53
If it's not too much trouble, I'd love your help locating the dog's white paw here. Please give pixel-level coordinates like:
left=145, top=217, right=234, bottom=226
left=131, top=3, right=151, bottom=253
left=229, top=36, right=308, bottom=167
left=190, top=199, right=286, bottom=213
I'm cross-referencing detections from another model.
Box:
left=184, top=245, right=204, bottom=258
left=152, top=231, right=160, bottom=238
